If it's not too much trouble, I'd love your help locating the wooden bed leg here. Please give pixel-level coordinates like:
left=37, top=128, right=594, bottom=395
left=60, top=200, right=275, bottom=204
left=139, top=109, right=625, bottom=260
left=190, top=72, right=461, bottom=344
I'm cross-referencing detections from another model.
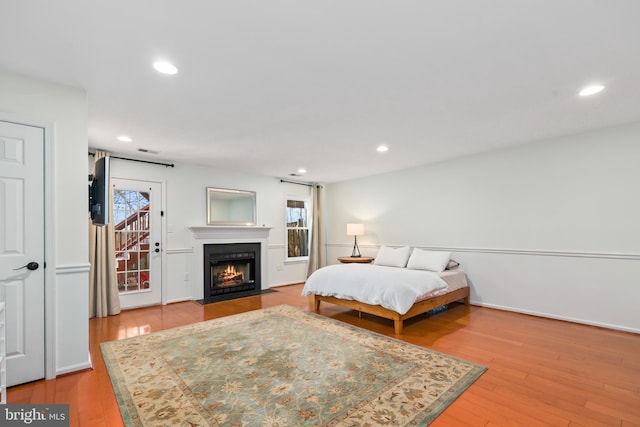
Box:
left=464, top=296, right=470, bottom=306
left=313, top=296, right=321, bottom=313
left=394, top=320, right=403, bottom=335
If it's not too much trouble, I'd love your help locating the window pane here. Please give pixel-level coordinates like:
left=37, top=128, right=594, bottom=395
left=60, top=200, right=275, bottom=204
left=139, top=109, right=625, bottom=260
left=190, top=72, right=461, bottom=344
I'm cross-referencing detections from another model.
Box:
left=140, top=271, right=150, bottom=289
left=117, top=272, right=126, bottom=291
left=287, top=229, right=309, bottom=257
left=126, top=252, right=139, bottom=270
left=286, top=200, right=305, bottom=209
left=286, top=202, right=307, bottom=228
left=126, top=274, right=139, bottom=291
left=139, top=251, right=149, bottom=269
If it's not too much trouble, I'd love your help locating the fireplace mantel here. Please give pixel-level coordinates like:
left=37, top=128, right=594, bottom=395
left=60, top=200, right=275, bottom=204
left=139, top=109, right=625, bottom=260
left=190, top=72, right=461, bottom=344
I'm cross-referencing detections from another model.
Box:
left=189, top=226, right=272, bottom=300
left=189, top=226, right=272, bottom=241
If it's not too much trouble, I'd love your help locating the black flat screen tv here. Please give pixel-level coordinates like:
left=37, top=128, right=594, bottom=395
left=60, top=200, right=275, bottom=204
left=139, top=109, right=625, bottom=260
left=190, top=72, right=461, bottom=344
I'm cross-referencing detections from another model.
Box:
left=88, top=156, right=110, bottom=226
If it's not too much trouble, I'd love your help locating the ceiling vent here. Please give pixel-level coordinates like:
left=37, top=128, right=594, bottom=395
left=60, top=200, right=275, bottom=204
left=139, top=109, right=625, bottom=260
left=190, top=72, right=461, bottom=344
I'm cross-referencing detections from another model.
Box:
left=137, top=148, right=159, bottom=154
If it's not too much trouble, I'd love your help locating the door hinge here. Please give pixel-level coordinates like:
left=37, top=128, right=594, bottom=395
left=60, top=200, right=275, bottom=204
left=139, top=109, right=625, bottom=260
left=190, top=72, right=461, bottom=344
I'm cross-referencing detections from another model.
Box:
left=161, top=210, right=164, bottom=216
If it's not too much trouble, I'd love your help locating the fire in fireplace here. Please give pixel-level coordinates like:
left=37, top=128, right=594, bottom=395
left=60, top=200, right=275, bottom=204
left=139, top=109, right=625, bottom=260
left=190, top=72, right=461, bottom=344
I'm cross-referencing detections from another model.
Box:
left=204, top=242, right=261, bottom=301
left=215, top=264, right=245, bottom=286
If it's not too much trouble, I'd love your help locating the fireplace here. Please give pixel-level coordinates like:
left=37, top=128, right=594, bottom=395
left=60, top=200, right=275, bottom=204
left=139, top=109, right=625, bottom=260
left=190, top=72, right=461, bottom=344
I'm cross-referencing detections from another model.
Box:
left=204, top=243, right=261, bottom=301
left=189, top=226, right=272, bottom=302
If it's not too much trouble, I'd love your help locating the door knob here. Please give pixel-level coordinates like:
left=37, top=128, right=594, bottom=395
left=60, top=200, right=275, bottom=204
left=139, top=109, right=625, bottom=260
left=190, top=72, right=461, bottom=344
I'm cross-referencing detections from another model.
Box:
left=14, top=262, right=39, bottom=271
left=154, top=248, right=160, bottom=253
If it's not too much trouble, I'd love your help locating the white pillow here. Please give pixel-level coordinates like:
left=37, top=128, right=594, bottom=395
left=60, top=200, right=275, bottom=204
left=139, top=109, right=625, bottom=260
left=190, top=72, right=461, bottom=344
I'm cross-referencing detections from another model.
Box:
left=406, top=248, right=451, bottom=272
left=373, top=246, right=411, bottom=268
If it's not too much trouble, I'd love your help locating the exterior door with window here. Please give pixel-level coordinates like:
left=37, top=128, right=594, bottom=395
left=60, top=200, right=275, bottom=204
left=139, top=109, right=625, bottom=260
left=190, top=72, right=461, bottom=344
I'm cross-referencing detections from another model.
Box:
left=112, top=178, right=162, bottom=309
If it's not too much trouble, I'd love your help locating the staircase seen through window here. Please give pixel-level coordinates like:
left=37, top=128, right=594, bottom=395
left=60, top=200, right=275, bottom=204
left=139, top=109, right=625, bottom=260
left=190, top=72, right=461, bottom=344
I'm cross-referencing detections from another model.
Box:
left=114, top=190, right=151, bottom=294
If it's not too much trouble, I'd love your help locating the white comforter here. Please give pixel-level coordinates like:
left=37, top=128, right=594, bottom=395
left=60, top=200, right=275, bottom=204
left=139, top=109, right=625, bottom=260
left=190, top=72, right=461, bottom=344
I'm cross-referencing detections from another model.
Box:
left=302, top=263, right=447, bottom=315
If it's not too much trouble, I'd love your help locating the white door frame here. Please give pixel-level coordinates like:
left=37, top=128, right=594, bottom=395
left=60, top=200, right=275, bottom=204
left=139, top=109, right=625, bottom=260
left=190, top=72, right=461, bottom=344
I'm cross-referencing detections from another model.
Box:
left=0, top=111, right=57, bottom=380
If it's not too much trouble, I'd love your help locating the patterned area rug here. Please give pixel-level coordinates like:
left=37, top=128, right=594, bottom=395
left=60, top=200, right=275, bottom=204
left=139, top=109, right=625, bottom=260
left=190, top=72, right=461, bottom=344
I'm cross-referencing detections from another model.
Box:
left=101, top=305, right=486, bottom=426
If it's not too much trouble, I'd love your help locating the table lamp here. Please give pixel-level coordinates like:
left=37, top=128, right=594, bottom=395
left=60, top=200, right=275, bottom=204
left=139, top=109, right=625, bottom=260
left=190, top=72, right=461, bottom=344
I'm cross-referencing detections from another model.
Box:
left=346, top=223, right=364, bottom=257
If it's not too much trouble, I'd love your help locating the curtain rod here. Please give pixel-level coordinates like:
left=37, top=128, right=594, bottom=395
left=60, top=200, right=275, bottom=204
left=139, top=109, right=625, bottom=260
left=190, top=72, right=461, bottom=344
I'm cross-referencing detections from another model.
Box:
left=89, top=152, right=175, bottom=168
left=279, top=178, right=313, bottom=187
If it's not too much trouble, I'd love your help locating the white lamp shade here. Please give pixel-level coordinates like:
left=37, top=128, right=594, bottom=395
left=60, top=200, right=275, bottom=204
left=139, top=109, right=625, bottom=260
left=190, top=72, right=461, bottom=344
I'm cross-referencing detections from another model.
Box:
left=346, top=223, right=365, bottom=236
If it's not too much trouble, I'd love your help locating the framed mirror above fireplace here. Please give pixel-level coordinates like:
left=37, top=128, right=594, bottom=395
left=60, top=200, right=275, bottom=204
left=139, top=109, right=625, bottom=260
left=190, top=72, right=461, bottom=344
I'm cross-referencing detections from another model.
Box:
left=206, top=187, right=256, bottom=226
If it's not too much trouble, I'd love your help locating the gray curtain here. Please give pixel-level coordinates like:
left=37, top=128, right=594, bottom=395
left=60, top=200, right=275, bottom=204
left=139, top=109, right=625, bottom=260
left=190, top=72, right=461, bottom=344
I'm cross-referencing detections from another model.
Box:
left=306, top=184, right=326, bottom=278
left=89, top=151, right=121, bottom=317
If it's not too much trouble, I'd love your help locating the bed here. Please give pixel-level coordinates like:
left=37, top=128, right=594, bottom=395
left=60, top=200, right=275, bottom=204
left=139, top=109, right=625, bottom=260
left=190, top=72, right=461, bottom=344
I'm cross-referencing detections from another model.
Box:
left=302, top=248, right=470, bottom=334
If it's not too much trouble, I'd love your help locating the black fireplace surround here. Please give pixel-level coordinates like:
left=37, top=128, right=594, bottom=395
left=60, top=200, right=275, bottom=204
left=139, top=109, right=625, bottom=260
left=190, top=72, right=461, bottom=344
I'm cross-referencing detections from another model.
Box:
left=203, top=242, right=261, bottom=302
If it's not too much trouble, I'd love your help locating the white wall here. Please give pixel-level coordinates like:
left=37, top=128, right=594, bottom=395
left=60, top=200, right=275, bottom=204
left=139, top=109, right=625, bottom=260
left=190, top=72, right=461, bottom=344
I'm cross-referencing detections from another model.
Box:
left=104, top=159, right=311, bottom=303
left=325, top=122, right=640, bottom=333
left=0, top=70, right=90, bottom=375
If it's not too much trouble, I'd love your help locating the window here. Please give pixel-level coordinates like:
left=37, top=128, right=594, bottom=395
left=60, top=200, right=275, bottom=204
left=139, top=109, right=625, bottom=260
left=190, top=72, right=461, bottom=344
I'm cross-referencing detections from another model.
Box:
left=285, top=197, right=310, bottom=260
left=113, top=189, right=151, bottom=293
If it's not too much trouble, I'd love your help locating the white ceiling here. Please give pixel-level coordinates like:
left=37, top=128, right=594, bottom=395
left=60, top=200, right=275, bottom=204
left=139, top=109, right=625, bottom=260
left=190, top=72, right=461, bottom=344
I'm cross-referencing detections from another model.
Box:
left=2, top=1, right=639, bottom=183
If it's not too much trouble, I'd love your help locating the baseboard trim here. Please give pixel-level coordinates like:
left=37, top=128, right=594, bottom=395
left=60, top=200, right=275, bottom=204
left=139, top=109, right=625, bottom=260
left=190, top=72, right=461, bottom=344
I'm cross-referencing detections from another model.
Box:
left=56, top=359, right=92, bottom=377
left=471, top=300, right=640, bottom=334
left=270, top=281, right=305, bottom=288
left=166, top=297, right=195, bottom=304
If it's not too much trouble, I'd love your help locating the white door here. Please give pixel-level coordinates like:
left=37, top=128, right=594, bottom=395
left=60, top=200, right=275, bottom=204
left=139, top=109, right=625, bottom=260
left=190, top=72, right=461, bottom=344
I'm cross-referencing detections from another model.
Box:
left=112, top=178, right=162, bottom=309
left=0, top=120, right=45, bottom=386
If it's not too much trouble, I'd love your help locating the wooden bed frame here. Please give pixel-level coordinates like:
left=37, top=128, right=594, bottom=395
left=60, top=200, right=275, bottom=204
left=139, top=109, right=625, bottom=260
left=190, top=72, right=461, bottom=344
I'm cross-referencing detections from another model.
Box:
left=312, top=286, right=470, bottom=335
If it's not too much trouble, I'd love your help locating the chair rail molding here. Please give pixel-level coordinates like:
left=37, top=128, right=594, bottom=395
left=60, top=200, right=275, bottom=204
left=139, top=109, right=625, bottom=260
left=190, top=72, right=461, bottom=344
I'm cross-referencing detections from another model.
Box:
left=326, top=243, right=640, bottom=260
left=56, top=263, right=92, bottom=274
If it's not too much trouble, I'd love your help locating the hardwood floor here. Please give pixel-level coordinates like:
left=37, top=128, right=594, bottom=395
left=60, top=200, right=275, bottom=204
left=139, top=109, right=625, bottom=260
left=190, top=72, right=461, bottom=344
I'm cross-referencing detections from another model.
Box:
left=8, top=284, right=640, bottom=426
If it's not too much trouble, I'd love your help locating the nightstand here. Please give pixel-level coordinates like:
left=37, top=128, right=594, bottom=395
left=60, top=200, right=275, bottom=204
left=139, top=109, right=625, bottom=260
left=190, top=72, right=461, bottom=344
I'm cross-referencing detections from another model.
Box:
left=338, top=256, right=374, bottom=264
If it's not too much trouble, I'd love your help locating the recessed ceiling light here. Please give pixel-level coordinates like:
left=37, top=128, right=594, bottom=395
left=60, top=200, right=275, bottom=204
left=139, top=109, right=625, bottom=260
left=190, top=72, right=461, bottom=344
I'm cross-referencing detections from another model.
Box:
left=297, top=168, right=307, bottom=174
left=117, top=135, right=132, bottom=142
left=579, top=84, right=605, bottom=97
left=153, top=61, right=178, bottom=75
left=376, top=145, right=389, bottom=152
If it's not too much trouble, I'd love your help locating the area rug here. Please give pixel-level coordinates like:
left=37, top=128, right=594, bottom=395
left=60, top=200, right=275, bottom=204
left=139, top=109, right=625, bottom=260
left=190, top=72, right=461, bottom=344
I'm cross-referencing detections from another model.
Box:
left=101, top=305, right=486, bottom=426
